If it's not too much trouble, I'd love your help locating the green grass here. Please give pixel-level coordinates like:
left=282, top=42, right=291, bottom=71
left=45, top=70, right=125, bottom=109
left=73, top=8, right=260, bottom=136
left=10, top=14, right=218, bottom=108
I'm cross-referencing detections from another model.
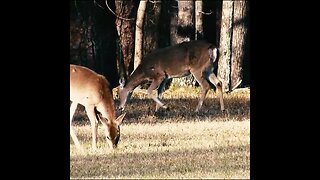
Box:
left=71, top=87, right=250, bottom=179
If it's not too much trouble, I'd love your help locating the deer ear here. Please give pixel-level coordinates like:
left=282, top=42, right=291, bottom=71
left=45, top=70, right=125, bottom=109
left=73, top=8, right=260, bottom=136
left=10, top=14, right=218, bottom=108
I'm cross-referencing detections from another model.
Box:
left=115, top=112, right=126, bottom=126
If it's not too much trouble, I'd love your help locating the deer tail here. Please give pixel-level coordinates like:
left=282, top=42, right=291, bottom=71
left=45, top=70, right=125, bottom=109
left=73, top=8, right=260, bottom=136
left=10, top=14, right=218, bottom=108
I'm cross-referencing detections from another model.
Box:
left=208, top=45, right=219, bottom=63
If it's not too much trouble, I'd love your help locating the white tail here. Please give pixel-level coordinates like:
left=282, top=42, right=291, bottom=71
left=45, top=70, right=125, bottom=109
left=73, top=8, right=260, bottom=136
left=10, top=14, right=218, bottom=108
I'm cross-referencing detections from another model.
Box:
left=70, top=64, right=126, bottom=152
left=119, top=40, right=224, bottom=112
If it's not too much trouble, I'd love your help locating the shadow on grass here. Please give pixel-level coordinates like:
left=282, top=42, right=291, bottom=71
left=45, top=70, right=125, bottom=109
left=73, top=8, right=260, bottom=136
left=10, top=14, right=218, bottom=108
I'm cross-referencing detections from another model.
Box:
left=72, top=95, right=250, bottom=125
left=70, top=144, right=250, bottom=178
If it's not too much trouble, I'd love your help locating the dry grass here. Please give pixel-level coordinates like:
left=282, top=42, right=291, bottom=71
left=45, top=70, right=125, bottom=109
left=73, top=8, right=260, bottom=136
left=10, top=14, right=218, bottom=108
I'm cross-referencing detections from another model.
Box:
left=70, top=87, right=250, bottom=179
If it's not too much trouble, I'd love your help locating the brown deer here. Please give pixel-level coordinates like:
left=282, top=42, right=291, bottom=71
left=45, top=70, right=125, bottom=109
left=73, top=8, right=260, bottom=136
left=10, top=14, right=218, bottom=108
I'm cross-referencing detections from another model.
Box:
left=119, top=40, right=224, bottom=112
left=70, top=64, right=126, bottom=152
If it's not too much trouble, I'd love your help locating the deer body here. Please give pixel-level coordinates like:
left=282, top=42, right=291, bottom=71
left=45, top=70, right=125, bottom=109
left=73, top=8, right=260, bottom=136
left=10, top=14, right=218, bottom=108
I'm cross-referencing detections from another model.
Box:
left=119, top=40, right=224, bottom=112
left=70, top=64, right=125, bottom=152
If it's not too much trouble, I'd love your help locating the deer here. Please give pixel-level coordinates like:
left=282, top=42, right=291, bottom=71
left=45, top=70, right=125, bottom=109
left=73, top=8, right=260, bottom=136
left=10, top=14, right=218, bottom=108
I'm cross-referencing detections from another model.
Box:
left=118, top=40, right=224, bottom=113
left=70, top=64, right=126, bottom=152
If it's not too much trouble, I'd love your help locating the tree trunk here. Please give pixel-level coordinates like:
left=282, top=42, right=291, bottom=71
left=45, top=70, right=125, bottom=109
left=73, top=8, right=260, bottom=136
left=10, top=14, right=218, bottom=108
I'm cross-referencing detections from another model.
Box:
left=172, top=0, right=195, bottom=87
left=195, top=0, right=203, bottom=40
left=176, top=0, right=195, bottom=43
left=70, top=20, right=84, bottom=66
left=70, top=0, right=118, bottom=88
left=214, top=0, right=223, bottom=46
left=169, top=0, right=178, bottom=45
left=134, top=0, right=148, bottom=70
left=230, top=0, right=249, bottom=90
left=143, top=0, right=162, bottom=55
left=115, top=0, right=137, bottom=77
left=218, top=1, right=234, bottom=92
left=69, top=1, right=95, bottom=69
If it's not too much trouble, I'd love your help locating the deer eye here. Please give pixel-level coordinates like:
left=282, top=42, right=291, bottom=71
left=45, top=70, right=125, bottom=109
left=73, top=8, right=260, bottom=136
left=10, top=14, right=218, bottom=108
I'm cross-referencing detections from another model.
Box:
left=107, top=136, right=111, bottom=140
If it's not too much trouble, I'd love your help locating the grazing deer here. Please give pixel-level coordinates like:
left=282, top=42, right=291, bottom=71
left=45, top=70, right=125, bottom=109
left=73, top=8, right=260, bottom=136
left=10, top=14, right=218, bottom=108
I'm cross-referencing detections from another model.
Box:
left=70, top=64, right=126, bottom=151
left=119, top=40, right=224, bottom=112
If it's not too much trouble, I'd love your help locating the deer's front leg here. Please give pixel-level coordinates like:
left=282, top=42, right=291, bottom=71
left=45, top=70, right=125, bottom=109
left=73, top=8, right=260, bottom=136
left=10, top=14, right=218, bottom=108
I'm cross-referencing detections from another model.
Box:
left=156, top=77, right=170, bottom=111
left=70, top=102, right=84, bottom=152
left=148, top=77, right=168, bottom=111
left=86, top=105, right=99, bottom=151
left=208, top=73, right=225, bottom=111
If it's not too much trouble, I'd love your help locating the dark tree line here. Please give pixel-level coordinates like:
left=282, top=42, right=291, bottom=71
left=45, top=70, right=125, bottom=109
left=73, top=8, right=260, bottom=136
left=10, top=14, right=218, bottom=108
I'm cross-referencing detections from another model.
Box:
left=70, top=0, right=250, bottom=91
left=70, top=0, right=119, bottom=88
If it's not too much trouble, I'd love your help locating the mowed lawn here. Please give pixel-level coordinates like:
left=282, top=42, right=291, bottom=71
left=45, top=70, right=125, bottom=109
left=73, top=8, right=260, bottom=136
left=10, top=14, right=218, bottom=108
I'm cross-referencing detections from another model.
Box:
left=70, top=87, right=250, bottom=179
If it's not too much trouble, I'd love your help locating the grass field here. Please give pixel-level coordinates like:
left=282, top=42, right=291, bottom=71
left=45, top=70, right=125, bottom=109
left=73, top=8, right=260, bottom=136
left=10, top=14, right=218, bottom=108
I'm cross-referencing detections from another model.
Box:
left=70, top=86, right=250, bottom=179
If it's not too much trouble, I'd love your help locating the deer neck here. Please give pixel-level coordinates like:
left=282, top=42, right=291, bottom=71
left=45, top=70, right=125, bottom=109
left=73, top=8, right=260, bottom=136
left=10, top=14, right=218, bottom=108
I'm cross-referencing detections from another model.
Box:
left=124, top=67, right=146, bottom=92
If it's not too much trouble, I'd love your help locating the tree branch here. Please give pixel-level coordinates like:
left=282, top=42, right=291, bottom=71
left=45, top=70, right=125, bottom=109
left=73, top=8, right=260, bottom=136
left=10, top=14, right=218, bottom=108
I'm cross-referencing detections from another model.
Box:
left=149, top=0, right=161, bottom=4
left=199, top=10, right=213, bottom=15
left=98, top=0, right=135, bottom=21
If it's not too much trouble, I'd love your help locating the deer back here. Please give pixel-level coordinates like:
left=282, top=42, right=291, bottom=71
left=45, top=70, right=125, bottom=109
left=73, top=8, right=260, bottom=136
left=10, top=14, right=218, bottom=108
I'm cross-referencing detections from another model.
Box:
left=70, top=65, right=116, bottom=119
left=140, top=40, right=215, bottom=78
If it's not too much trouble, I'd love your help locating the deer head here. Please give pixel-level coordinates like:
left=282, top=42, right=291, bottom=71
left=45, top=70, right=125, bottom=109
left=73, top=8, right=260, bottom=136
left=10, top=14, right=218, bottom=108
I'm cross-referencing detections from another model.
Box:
left=99, top=112, right=125, bottom=149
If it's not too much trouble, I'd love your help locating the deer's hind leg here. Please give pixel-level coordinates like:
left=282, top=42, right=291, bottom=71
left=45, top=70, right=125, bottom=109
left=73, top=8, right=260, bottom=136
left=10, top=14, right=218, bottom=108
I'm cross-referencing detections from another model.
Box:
left=191, top=70, right=211, bottom=112
left=207, top=73, right=224, bottom=111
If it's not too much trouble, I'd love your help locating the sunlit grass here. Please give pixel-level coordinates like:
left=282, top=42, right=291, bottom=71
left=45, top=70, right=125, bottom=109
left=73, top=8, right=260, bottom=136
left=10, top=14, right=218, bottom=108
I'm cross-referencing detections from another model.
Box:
left=71, top=87, right=250, bottom=179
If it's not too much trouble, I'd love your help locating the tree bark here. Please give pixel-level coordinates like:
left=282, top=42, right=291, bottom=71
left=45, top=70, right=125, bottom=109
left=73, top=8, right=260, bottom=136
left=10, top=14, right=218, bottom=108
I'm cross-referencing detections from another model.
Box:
left=143, top=0, right=161, bottom=55
left=134, top=0, right=148, bottom=70
left=214, top=0, right=223, bottom=46
left=218, top=1, right=234, bottom=92
left=69, top=2, right=95, bottom=69
left=230, top=0, right=249, bottom=90
left=115, top=0, right=137, bottom=77
left=169, top=0, right=178, bottom=45
left=176, top=0, right=195, bottom=43
left=70, top=0, right=118, bottom=88
left=195, top=0, right=203, bottom=40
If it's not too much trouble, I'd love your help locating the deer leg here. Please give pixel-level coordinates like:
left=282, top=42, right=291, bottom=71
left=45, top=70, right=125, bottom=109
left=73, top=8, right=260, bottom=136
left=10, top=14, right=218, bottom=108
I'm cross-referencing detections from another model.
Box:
left=148, top=77, right=168, bottom=111
left=85, top=105, right=99, bottom=151
left=70, top=102, right=83, bottom=152
left=156, top=77, right=170, bottom=111
left=208, top=73, right=225, bottom=111
left=191, top=71, right=210, bottom=112
left=96, top=115, right=114, bottom=149
left=96, top=103, right=115, bottom=149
